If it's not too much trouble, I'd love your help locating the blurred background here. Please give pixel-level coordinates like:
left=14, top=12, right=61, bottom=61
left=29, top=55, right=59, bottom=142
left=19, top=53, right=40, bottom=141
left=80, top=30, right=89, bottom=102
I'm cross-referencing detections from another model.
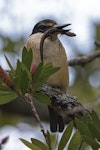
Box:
left=0, top=0, right=100, bottom=149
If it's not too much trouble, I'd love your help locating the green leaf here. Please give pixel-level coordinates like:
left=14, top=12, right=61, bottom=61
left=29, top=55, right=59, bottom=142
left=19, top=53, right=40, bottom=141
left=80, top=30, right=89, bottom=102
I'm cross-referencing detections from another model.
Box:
left=20, top=62, right=31, bottom=80
left=33, top=92, right=51, bottom=104
left=40, top=62, right=60, bottom=78
left=31, top=138, right=48, bottom=150
left=82, top=135, right=100, bottom=150
left=68, top=130, right=82, bottom=150
left=33, top=62, right=60, bottom=90
left=92, top=110, right=100, bottom=132
left=82, top=113, right=91, bottom=124
left=14, top=61, right=30, bottom=94
left=58, top=121, right=73, bottom=150
left=88, top=123, right=100, bottom=141
left=5, top=55, right=14, bottom=72
left=20, top=138, right=42, bottom=150
left=22, top=47, right=33, bottom=70
left=41, top=62, right=58, bottom=76
left=46, top=131, right=52, bottom=150
left=75, top=117, right=93, bottom=138
left=0, top=90, right=17, bottom=105
left=49, top=134, right=58, bottom=150
left=42, top=62, right=53, bottom=71
left=40, top=67, right=60, bottom=80
left=0, top=84, right=10, bottom=91
left=32, top=62, right=43, bottom=84
left=14, top=60, right=22, bottom=89
left=20, top=70, right=29, bottom=95
left=75, top=117, right=100, bottom=149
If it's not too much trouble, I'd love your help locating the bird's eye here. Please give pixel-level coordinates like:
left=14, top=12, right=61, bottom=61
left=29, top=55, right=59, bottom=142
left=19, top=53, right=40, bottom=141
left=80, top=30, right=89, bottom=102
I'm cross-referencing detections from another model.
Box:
left=40, top=25, right=48, bottom=30
left=31, top=24, right=50, bottom=34
left=39, top=25, right=49, bottom=32
left=40, top=25, right=45, bottom=29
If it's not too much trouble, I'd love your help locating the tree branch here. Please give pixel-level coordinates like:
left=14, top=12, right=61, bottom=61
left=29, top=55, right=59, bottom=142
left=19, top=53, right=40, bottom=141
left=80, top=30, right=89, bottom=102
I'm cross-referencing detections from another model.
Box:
left=25, top=93, right=47, bottom=137
left=38, top=84, right=89, bottom=123
left=68, top=50, right=100, bottom=66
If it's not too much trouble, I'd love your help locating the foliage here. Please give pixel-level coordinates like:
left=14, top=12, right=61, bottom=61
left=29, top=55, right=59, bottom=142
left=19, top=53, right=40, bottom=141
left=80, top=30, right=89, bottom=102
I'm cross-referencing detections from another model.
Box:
left=75, top=110, right=100, bottom=150
left=20, top=112, right=100, bottom=150
left=0, top=34, right=25, bottom=53
left=20, top=122, right=74, bottom=150
left=0, top=47, right=100, bottom=150
left=0, top=47, right=60, bottom=105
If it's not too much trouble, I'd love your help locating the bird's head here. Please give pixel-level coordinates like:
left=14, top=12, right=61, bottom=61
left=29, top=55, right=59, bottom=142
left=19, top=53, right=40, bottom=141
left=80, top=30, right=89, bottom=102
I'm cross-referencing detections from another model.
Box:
left=31, top=19, right=57, bottom=34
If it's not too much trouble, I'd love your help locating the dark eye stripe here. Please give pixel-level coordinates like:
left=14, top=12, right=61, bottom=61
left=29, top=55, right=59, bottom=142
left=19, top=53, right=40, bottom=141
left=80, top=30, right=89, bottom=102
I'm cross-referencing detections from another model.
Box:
left=31, top=25, right=50, bottom=34
left=31, top=19, right=57, bottom=35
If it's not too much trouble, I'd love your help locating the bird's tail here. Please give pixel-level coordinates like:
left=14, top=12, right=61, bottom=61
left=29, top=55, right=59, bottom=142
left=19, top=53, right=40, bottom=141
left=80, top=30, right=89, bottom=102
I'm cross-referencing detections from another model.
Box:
left=48, top=106, right=64, bottom=132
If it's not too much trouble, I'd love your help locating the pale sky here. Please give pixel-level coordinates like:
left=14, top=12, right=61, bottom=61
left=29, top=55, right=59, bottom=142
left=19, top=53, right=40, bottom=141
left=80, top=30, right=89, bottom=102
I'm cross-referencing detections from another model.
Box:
left=0, top=0, right=100, bottom=56
left=0, top=0, right=100, bottom=43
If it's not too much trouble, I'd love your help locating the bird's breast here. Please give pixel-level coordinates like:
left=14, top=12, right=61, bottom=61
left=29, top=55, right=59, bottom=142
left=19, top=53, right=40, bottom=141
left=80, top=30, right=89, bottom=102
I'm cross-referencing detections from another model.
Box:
left=25, top=33, right=69, bottom=92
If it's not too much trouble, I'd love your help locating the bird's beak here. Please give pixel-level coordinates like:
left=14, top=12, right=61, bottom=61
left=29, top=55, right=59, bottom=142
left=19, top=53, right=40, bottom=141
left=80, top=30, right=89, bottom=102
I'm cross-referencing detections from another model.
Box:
left=39, top=23, right=76, bottom=64
left=53, top=23, right=76, bottom=36
left=53, top=23, right=71, bottom=29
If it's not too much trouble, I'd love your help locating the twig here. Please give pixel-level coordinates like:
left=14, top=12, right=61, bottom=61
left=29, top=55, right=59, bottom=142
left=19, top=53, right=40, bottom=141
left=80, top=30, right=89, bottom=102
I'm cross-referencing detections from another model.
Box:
left=0, top=67, right=47, bottom=138
left=0, top=66, right=13, bottom=89
left=25, top=93, right=47, bottom=137
left=68, top=50, right=100, bottom=66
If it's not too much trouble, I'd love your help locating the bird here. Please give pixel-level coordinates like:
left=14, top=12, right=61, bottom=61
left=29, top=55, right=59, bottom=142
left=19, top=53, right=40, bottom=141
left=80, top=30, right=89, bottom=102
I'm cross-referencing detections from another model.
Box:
left=25, top=19, right=69, bottom=132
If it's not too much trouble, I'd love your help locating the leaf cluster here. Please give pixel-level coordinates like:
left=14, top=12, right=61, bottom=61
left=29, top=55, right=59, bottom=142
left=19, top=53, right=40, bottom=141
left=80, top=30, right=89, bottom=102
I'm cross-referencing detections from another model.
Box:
left=20, top=111, right=100, bottom=150
left=20, top=122, right=82, bottom=150
left=75, top=110, right=100, bottom=150
left=0, top=47, right=100, bottom=150
left=0, top=47, right=60, bottom=105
